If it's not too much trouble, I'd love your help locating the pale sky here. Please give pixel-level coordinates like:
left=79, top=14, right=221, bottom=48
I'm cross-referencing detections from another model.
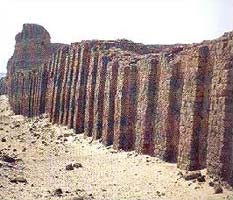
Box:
left=0, top=0, right=232, bottom=73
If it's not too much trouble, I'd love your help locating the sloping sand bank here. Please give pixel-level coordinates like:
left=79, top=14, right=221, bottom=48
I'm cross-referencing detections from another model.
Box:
left=0, top=95, right=232, bottom=200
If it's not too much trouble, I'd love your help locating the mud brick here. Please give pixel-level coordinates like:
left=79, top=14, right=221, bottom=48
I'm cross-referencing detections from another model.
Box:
left=73, top=42, right=92, bottom=133
left=113, top=57, right=138, bottom=151
left=47, top=51, right=60, bottom=121
left=92, top=54, right=111, bottom=140
left=0, top=77, right=6, bottom=95
left=67, top=45, right=82, bottom=129
left=113, top=60, right=126, bottom=150
left=24, top=73, right=31, bottom=116
left=33, top=73, right=39, bottom=116
left=38, top=63, right=49, bottom=115
left=44, top=60, right=54, bottom=114
left=59, top=48, right=71, bottom=124
left=5, top=24, right=63, bottom=117
left=30, top=71, right=38, bottom=117
left=207, top=39, right=233, bottom=185
left=20, top=73, right=26, bottom=115
left=49, top=49, right=62, bottom=123
left=84, top=48, right=99, bottom=137
left=51, top=46, right=69, bottom=124
left=62, top=49, right=76, bottom=126
left=154, top=56, right=183, bottom=161
left=135, top=57, right=158, bottom=155
left=177, top=46, right=210, bottom=170
left=34, top=74, right=40, bottom=116
left=28, top=71, right=34, bottom=117
left=14, top=73, right=20, bottom=114
left=102, top=60, right=119, bottom=146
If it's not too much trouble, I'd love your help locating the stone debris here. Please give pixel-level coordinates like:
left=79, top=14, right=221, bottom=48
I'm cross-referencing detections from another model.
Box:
left=214, top=184, right=223, bottom=194
left=197, top=175, right=206, bottom=182
left=73, top=162, right=83, bottom=168
left=10, top=177, right=27, bottom=184
left=65, top=163, right=74, bottom=171
left=1, top=155, right=16, bottom=163
left=54, top=188, right=63, bottom=196
left=183, top=171, right=202, bottom=181
left=66, top=162, right=83, bottom=170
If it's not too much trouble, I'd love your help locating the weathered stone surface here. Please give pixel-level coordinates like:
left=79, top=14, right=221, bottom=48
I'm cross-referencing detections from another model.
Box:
left=67, top=45, right=82, bottom=129
left=61, top=48, right=76, bottom=126
left=7, top=24, right=63, bottom=74
left=6, top=24, right=64, bottom=116
left=51, top=46, right=69, bottom=124
left=84, top=47, right=100, bottom=137
left=4, top=24, right=233, bottom=186
left=177, top=46, right=211, bottom=170
left=73, top=42, right=93, bottom=133
left=92, top=53, right=111, bottom=140
left=154, top=55, right=183, bottom=161
left=207, top=34, right=233, bottom=185
left=135, top=56, right=159, bottom=156
left=113, top=55, right=139, bottom=151
left=102, top=60, right=119, bottom=146
left=0, top=77, right=6, bottom=95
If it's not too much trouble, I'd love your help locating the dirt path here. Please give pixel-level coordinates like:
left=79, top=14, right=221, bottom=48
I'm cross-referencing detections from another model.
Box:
left=0, top=95, right=233, bottom=200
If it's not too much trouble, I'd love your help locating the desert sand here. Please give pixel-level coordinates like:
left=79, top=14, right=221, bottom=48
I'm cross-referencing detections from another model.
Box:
left=0, top=95, right=233, bottom=200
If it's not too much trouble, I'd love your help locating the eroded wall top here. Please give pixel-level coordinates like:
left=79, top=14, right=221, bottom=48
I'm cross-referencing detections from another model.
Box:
left=7, top=24, right=65, bottom=75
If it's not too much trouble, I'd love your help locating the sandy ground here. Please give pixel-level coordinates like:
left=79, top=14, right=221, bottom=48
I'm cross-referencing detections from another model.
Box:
left=0, top=95, right=233, bottom=200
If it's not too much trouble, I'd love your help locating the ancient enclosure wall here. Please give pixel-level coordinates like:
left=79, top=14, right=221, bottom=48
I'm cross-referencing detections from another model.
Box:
left=6, top=24, right=65, bottom=115
left=0, top=77, right=6, bottom=95
left=5, top=24, right=233, bottom=186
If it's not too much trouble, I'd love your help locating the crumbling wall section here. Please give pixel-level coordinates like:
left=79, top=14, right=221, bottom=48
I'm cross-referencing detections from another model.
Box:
left=177, top=46, right=210, bottom=170
left=0, top=77, right=7, bottom=95
left=207, top=33, right=233, bottom=185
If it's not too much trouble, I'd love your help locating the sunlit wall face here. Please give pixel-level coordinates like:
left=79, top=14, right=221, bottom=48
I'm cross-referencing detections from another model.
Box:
left=0, top=0, right=232, bottom=73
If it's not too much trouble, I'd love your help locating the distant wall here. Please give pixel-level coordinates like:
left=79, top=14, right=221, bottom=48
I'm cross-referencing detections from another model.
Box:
left=0, top=77, right=6, bottom=95
left=6, top=24, right=65, bottom=115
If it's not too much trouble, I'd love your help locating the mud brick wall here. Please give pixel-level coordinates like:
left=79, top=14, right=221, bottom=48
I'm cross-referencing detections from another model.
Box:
left=154, top=55, right=183, bottom=161
left=45, top=53, right=58, bottom=116
left=50, top=46, right=69, bottom=124
left=67, top=45, right=82, bottom=129
left=177, top=46, right=210, bottom=170
left=46, top=50, right=60, bottom=121
left=113, top=55, right=139, bottom=151
left=135, top=56, right=159, bottom=156
left=8, top=72, right=22, bottom=115
left=61, top=48, right=76, bottom=126
left=6, top=24, right=64, bottom=117
left=7, top=69, right=39, bottom=117
left=38, top=63, right=49, bottom=115
left=113, top=57, right=129, bottom=150
left=8, top=72, right=20, bottom=114
left=207, top=34, right=233, bottom=184
left=18, top=72, right=27, bottom=116
left=84, top=47, right=100, bottom=137
left=102, top=60, right=119, bottom=146
left=58, top=47, right=72, bottom=125
left=73, top=42, right=93, bottom=133
left=7, top=24, right=63, bottom=74
left=5, top=24, right=233, bottom=186
left=0, top=77, right=7, bottom=95
left=92, top=53, right=112, bottom=140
